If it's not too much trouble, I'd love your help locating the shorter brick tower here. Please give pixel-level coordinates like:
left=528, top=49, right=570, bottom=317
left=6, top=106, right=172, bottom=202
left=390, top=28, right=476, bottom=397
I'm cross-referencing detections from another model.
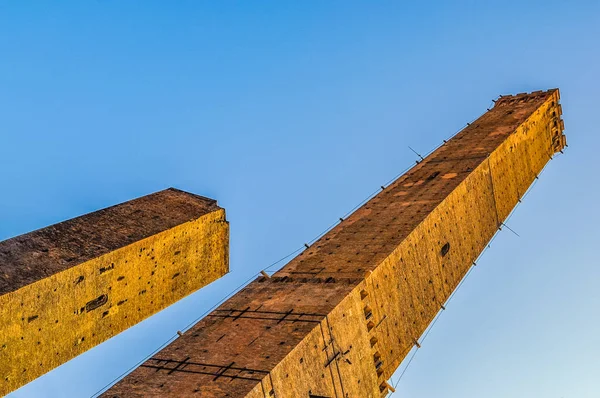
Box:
left=0, top=188, right=229, bottom=396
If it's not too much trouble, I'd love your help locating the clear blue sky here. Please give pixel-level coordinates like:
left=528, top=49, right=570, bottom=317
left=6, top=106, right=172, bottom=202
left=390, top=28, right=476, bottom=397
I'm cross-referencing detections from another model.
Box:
left=1, top=1, right=598, bottom=397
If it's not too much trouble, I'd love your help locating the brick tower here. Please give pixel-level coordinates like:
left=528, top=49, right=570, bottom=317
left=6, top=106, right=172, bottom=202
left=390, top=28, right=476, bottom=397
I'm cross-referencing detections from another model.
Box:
left=104, top=89, right=564, bottom=397
left=0, top=188, right=229, bottom=396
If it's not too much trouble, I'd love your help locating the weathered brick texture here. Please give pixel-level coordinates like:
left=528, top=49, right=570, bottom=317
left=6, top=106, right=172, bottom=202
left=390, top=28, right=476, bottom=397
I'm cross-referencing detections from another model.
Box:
left=0, top=188, right=229, bottom=396
left=104, top=90, right=565, bottom=398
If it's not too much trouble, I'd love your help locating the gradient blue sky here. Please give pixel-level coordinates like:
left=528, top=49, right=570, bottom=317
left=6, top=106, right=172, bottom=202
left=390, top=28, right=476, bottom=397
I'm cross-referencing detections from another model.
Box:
left=1, top=1, right=598, bottom=397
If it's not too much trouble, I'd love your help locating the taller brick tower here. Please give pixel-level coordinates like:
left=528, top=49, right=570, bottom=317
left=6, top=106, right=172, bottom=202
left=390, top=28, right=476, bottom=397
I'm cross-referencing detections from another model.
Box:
left=103, top=89, right=565, bottom=397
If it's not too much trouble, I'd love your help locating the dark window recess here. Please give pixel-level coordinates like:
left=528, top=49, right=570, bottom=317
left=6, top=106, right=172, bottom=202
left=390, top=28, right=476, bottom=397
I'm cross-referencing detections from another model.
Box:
left=367, top=320, right=375, bottom=331
left=426, top=171, right=441, bottom=181
left=85, top=294, right=108, bottom=312
left=440, top=242, right=451, bottom=257
left=373, top=352, right=381, bottom=364
left=364, top=306, right=373, bottom=320
left=99, top=264, right=115, bottom=274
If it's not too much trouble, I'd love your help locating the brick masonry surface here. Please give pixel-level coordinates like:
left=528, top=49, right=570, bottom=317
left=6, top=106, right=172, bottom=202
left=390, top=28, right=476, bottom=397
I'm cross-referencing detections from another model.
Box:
left=103, top=90, right=566, bottom=398
left=0, top=188, right=229, bottom=396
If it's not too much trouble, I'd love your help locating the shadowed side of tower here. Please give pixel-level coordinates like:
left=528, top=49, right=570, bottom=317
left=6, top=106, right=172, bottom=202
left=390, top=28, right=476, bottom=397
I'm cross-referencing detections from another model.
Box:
left=103, top=89, right=565, bottom=398
left=0, top=188, right=229, bottom=396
